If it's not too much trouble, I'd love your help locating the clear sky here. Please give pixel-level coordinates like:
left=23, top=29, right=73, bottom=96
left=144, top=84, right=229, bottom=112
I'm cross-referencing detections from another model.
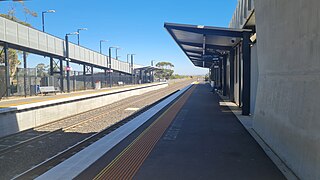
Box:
left=0, top=0, right=237, bottom=75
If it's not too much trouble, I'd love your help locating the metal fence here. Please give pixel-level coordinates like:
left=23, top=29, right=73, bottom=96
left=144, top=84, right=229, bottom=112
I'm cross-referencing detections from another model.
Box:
left=0, top=67, right=138, bottom=99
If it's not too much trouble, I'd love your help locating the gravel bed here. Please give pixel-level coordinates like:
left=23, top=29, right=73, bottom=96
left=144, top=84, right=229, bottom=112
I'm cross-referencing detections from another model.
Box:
left=0, top=80, right=194, bottom=179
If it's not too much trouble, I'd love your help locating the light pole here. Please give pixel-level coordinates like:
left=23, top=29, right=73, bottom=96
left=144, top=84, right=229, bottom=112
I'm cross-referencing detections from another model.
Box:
left=127, top=54, right=131, bottom=63
left=77, top=28, right=88, bottom=45
left=99, top=40, right=108, bottom=54
left=115, top=47, right=121, bottom=60
left=65, top=32, right=79, bottom=93
left=131, top=54, right=135, bottom=84
left=42, top=10, right=55, bottom=32
left=108, top=46, right=118, bottom=87
left=151, top=60, right=156, bottom=82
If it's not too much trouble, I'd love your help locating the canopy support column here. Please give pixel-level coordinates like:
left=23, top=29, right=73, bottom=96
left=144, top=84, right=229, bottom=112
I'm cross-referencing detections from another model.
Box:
left=229, top=49, right=235, bottom=101
left=242, top=32, right=251, bottom=116
left=223, top=54, right=227, bottom=96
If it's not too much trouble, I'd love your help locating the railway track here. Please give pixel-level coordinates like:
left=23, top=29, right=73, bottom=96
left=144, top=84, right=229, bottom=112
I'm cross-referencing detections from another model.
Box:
left=0, top=81, right=189, bottom=155
left=0, top=79, right=194, bottom=180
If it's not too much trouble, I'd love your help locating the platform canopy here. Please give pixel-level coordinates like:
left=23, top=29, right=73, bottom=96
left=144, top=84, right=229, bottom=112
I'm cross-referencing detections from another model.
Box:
left=134, top=66, right=161, bottom=71
left=164, top=23, right=251, bottom=68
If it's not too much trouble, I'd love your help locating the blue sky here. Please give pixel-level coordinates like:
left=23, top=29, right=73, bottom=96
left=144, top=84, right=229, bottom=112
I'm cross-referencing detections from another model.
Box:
left=0, top=0, right=237, bottom=75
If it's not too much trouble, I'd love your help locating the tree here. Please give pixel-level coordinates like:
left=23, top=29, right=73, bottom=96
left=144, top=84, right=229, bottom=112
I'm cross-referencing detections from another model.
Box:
left=155, top=61, right=174, bottom=80
left=36, top=63, right=49, bottom=77
left=0, top=2, right=37, bottom=80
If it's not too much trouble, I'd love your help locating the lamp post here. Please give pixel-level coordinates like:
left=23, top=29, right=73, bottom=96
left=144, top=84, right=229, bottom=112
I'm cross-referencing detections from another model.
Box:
left=151, top=60, right=156, bottom=82
left=42, top=10, right=55, bottom=32
left=131, top=54, right=135, bottom=84
left=65, top=32, right=79, bottom=93
left=108, top=46, right=118, bottom=87
left=115, top=47, right=121, bottom=60
left=127, top=54, right=131, bottom=63
left=99, top=40, right=108, bottom=54
left=77, top=28, right=88, bottom=45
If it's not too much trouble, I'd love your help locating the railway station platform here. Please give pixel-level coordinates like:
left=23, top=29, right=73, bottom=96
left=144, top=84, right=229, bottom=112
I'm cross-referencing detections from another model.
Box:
left=35, top=82, right=286, bottom=180
left=0, top=82, right=168, bottom=138
left=0, top=83, right=162, bottom=110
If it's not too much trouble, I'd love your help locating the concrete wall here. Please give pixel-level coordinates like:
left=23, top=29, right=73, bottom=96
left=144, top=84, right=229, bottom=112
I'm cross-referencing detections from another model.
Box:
left=254, top=0, right=320, bottom=179
left=0, top=83, right=168, bottom=137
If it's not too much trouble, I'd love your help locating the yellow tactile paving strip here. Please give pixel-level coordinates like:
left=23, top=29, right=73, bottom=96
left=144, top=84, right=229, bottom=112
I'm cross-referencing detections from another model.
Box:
left=94, top=85, right=196, bottom=180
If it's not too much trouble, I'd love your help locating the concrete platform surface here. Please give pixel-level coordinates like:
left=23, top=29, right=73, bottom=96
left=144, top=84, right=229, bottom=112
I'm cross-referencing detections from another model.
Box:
left=133, top=83, right=285, bottom=179
left=134, top=84, right=285, bottom=179
left=74, top=83, right=285, bottom=180
left=0, top=83, right=164, bottom=113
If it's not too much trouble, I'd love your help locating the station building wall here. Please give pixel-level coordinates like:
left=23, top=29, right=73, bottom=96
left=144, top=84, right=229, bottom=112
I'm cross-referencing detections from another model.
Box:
left=253, top=0, right=320, bottom=179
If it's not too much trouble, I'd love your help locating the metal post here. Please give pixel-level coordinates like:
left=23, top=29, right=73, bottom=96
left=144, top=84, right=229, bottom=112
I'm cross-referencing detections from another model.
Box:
left=73, top=71, right=76, bottom=92
left=219, top=57, right=223, bottom=90
left=242, top=32, right=251, bottom=116
left=83, top=64, right=86, bottom=90
left=91, top=66, right=94, bottom=89
left=65, top=35, right=70, bottom=93
left=131, top=54, right=134, bottom=84
left=77, top=31, right=80, bottom=45
left=104, top=69, right=107, bottom=87
left=4, top=44, right=10, bottom=97
left=229, top=49, right=235, bottom=102
left=223, top=55, right=227, bottom=96
left=238, top=45, right=242, bottom=107
left=100, top=41, right=102, bottom=54
left=60, top=59, right=64, bottom=92
left=23, top=51, right=27, bottom=97
left=109, top=48, right=112, bottom=88
left=50, top=57, right=54, bottom=76
left=42, top=12, right=45, bottom=32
